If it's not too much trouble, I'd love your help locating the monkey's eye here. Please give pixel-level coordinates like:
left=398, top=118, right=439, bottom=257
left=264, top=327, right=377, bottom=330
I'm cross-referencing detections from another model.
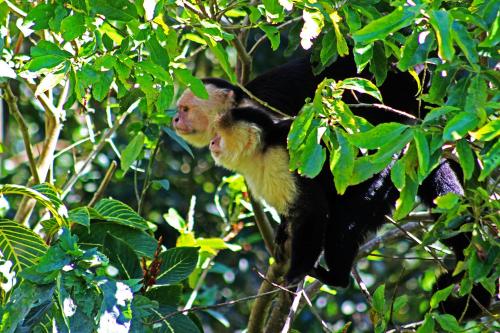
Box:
left=181, top=106, right=190, bottom=113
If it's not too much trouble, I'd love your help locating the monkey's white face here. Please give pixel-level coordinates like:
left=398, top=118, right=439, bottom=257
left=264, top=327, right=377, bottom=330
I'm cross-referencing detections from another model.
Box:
left=173, top=85, right=235, bottom=147
left=209, top=121, right=262, bottom=171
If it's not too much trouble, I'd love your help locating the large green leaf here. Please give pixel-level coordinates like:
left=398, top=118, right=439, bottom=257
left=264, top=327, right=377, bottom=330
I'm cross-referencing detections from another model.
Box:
left=156, top=247, right=198, bottom=285
left=121, top=132, right=145, bottom=173
left=443, top=112, right=479, bottom=141
left=428, top=10, right=454, bottom=61
left=103, top=233, right=142, bottom=279
left=338, top=77, right=382, bottom=102
left=330, top=128, right=355, bottom=194
left=93, top=199, right=149, bottom=231
left=0, top=184, right=67, bottom=227
left=0, top=219, right=47, bottom=272
left=349, top=123, right=407, bottom=149
left=352, top=6, right=418, bottom=44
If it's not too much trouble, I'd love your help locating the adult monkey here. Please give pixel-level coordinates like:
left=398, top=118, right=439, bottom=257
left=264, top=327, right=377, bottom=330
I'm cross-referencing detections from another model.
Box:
left=172, top=54, right=419, bottom=147
left=208, top=105, right=491, bottom=319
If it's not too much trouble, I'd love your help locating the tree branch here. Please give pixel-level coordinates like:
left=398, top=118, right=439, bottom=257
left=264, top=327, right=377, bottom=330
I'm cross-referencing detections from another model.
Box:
left=61, top=100, right=139, bottom=198
left=247, top=263, right=286, bottom=333
left=248, top=17, right=302, bottom=56
left=348, top=103, right=419, bottom=122
left=88, top=160, right=117, bottom=207
left=148, top=288, right=283, bottom=324
left=1, top=83, right=40, bottom=183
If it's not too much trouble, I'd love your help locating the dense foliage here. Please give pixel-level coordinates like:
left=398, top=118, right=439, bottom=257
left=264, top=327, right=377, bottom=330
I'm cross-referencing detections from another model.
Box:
left=0, top=0, right=498, bottom=332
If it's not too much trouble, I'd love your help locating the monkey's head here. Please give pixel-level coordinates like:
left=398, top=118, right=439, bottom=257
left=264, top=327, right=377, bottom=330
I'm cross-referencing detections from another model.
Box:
left=173, top=79, right=245, bottom=148
left=209, top=110, right=263, bottom=171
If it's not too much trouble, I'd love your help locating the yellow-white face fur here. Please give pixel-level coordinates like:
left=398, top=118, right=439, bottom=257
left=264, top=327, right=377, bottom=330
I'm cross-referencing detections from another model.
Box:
left=210, top=118, right=298, bottom=214
left=173, top=85, right=236, bottom=147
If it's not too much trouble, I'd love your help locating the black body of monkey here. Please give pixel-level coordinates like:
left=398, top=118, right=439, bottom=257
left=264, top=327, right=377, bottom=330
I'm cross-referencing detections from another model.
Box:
left=206, top=55, right=420, bottom=124
left=222, top=106, right=490, bottom=319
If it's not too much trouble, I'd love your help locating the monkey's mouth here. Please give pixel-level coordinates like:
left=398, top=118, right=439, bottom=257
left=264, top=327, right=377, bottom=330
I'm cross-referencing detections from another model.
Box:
left=174, top=126, right=195, bottom=135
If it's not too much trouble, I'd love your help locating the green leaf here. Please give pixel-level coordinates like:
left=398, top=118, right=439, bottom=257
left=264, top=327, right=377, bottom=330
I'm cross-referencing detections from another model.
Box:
left=103, top=233, right=142, bottom=279
left=416, top=314, right=435, bottom=333
left=451, top=22, right=478, bottom=65
left=370, top=129, right=414, bottom=164
left=146, top=285, right=182, bottom=306
left=426, top=66, right=456, bottom=104
left=320, top=30, right=337, bottom=66
left=353, top=44, right=373, bottom=72
left=338, top=77, right=382, bottom=102
left=414, top=129, right=430, bottom=179
left=479, top=140, right=500, bottom=181
left=390, top=158, right=405, bottom=190
left=428, top=10, right=454, bottom=61
left=209, top=43, right=237, bottom=83
left=145, top=36, right=169, bottom=70
left=352, top=6, right=417, bottom=44
left=349, top=123, right=408, bottom=149
left=398, top=29, right=435, bottom=71
left=68, top=207, right=90, bottom=228
left=330, top=129, right=355, bottom=194
left=157, top=247, right=199, bottom=285
left=74, top=222, right=157, bottom=258
left=0, top=184, right=67, bottom=227
left=0, top=219, right=48, bottom=272
left=464, top=75, right=487, bottom=118
left=370, top=42, right=387, bottom=86
left=174, top=68, right=208, bottom=99
left=471, top=119, right=500, bottom=141
left=93, top=70, right=114, bottom=102
left=433, top=314, right=462, bottom=332
left=0, top=282, right=55, bottom=333
left=26, top=3, right=55, bottom=30
left=61, top=13, right=86, bottom=41
left=456, top=139, right=475, bottom=180
left=31, top=40, right=73, bottom=58
left=93, top=199, right=149, bottom=231
left=443, top=112, right=479, bottom=141
left=121, top=132, right=145, bottom=172
left=297, top=127, right=326, bottom=178
left=288, top=104, right=316, bottom=151
left=393, top=175, right=418, bottom=220
left=430, top=285, right=453, bottom=309
left=372, top=284, right=385, bottom=313
left=478, top=10, right=499, bottom=47
left=92, top=0, right=138, bottom=21
left=27, top=56, right=68, bottom=71
left=162, top=126, right=194, bottom=158
left=423, top=106, right=459, bottom=124
left=434, top=193, right=460, bottom=209
left=260, top=25, right=280, bottom=51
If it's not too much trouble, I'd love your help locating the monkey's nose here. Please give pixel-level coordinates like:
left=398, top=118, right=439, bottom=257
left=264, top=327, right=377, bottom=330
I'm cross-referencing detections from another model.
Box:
left=173, top=115, right=179, bottom=123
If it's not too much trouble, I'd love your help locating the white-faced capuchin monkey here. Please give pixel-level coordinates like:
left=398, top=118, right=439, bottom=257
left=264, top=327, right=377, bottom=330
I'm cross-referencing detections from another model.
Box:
left=209, top=105, right=491, bottom=319
left=173, top=55, right=419, bottom=148
left=174, top=55, right=491, bottom=318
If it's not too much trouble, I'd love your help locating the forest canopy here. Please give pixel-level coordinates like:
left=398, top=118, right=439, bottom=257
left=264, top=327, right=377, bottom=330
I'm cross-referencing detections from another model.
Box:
left=0, top=0, right=498, bottom=332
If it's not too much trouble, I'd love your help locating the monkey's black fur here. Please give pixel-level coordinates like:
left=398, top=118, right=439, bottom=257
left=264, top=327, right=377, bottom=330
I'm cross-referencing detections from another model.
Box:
left=225, top=106, right=490, bottom=319
left=211, top=55, right=420, bottom=124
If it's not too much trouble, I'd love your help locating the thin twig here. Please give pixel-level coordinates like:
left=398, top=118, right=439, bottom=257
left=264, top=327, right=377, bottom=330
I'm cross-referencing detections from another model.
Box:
left=61, top=100, right=140, bottom=198
left=53, top=131, right=102, bottom=158
left=351, top=268, right=372, bottom=304
left=301, top=287, right=333, bottom=333
left=138, top=138, right=162, bottom=215
left=348, top=103, right=419, bottom=121
left=1, top=83, right=40, bottom=183
left=88, top=161, right=117, bottom=207
left=149, top=288, right=283, bottom=324
left=384, top=215, right=447, bottom=271
left=248, top=17, right=303, bottom=55
left=281, top=282, right=304, bottom=333
left=237, top=83, right=291, bottom=118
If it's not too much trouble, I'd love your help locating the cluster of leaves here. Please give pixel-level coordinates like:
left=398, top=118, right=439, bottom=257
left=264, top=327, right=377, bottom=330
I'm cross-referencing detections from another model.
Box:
left=0, top=183, right=206, bottom=332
